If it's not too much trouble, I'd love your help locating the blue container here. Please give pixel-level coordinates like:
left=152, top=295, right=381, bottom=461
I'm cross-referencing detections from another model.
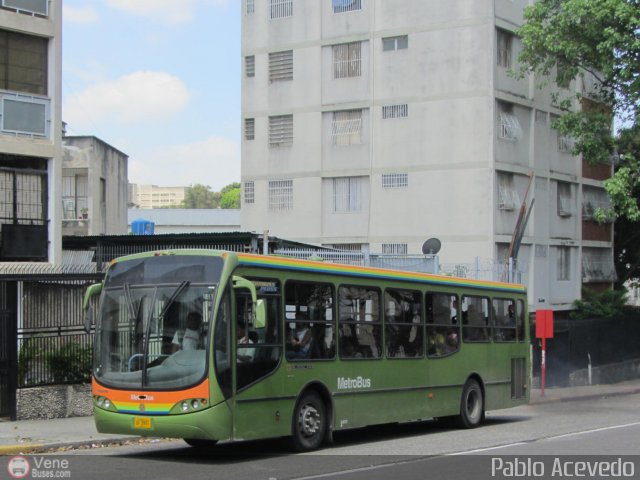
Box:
left=131, top=219, right=155, bottom=235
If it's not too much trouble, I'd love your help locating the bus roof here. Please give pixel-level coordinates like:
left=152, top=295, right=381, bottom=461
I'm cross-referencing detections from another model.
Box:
left=236, top=253, right=526, bottom=295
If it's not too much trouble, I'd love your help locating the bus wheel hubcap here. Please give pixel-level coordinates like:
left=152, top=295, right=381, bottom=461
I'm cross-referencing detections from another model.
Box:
left=466, top=390, right=480, bottom=420
left=299, top=404, right=321, bottom=437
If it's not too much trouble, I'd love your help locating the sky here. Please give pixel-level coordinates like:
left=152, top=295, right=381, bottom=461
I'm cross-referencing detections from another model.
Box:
left=62, top=0, right=241, bottom=191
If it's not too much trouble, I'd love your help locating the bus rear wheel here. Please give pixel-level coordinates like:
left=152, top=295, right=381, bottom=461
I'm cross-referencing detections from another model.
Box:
left=458, top=379, right=484, bottom=428
left=291, top=391, right=326, bottom=452
left=183, top=438, right=218, bottom=449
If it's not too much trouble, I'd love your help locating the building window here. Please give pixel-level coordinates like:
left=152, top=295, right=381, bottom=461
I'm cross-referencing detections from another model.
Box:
left=269, top=50, right=293, bottom=82
left=557, top=247, right=570, bottom=281
left=382, top=104, right=408, bottom=119
left=331, top=109, right=362, bottom=145
left=0, top=29, right=48, bottom=95
left=382, top=35, right=408, bottom=52
left=246, top=0, right=255, bottom=15
left=269, top=114, right=293, bottom=147
left=535, top=110, right=548, bottom=125
left=558, top=134, right=575, bottom=153
left=245, top=55, right=255, bottom=77
left=332, top=42, right=361, bottom=78
left=497, top=172, right=519, bottom=210
left=557, top=182, right=573, bottom=217
left=269, top=0, right=292, bottom=19
left=497, top=102, right=521, bottom=141
left=582, top=248, right=616, bottom=282
left=382, top=173, right=408, bottom=188
left=535, top=245, right=548, bottom=258
left=328, top=243, right=363, bottom=252
left=244, top=118, right=255, bottom=140
left=382, top=243, right=408, bottom=255
left=583, top=186, right=613, bottom=222
left=497, top=29, right=513, bottom=68
left=62, top=174, right=88, bottom=220
left=243, top=181, right=255, bottom=204
left=268, top=179, right=293, bottom=211
left=333, top=177, right=362, bottom=212
left=1, top=0, right=48, bottom=16
left=333, top=0, right=361, bottom=14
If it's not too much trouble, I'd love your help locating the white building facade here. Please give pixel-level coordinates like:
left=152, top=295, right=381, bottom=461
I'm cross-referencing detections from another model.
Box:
left=0, top=0, right=63, bottom=264
left=240, top=0, right=614, bottom=311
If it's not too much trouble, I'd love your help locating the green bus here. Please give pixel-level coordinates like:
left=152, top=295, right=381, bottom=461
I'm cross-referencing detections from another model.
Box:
left=84, top=249, right=529, bottom=451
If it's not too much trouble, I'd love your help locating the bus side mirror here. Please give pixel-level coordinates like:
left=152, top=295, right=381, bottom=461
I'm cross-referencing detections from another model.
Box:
left=83, top=282, right=103, bottom=333
left=84, top=309, right=94, bottom=334
left=254, top=299, right=266, bottom=329
left=232, top=276, right=266, bottom=329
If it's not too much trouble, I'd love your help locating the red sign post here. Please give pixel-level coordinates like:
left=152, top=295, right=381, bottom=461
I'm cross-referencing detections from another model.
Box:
left=535, top=309, right=554, bottom=397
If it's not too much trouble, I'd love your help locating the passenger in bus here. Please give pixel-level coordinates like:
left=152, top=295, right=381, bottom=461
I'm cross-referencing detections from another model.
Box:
left=171, top=312, right=202, bottom=352
left=341, top=336, right=363, bottom=358
left=427, top=330, right=446, bottom=356
left=286, top=313, right=313, bottom=359
left=237, top=321, right=255, bottom=362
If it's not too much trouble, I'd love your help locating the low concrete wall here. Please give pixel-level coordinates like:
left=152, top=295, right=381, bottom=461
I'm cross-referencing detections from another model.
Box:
left=16, top=384, right=92, bottom=421
left=569, top=358, right=640, bottom=387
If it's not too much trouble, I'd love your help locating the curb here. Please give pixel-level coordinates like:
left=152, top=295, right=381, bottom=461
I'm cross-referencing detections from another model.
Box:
left=529, top=387, right=640, bottom=405
left=0, top=437, right=149, bottom=455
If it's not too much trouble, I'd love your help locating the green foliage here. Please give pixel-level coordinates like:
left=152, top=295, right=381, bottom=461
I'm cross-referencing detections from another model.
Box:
left=516, top=0, right=640, bottom=221
left=219, top=187, right=240, bottom=209
left=18, top=340, right=42, bottom=387
left=46, top=340, right=92, bottom=383
left=571, top=287, right=628, bottom=319
left=181, top=182, right=241, bottom=209
left=181, top=183, right=220, bottom=209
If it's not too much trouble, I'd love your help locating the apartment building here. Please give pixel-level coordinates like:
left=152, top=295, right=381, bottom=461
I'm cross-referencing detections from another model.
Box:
left=240, top=0, right=614, bottom=310
left=62, top=135, right=129, bottom=236
left=129, top=184, right=187, bottom=209
left=0, top=0, right=63, bottom=263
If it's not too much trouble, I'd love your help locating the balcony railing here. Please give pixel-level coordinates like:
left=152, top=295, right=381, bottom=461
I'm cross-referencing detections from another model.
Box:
left=1, top=0, right=47, bottom=16
left=0, top=90, right=51, bottom=138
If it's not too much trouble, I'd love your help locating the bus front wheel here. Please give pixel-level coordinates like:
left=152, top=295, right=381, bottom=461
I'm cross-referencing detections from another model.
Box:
left=458, top=379, right=484, bottom=428
left=291, top=391, right=327, bottom=452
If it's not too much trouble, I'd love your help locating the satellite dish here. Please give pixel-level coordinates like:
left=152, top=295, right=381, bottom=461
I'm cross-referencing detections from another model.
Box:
left=422, top=238, right=442, bottom=255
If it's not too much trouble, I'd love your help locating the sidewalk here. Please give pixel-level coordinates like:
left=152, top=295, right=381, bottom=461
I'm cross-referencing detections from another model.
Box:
left=1, top=379, right=639, bottom=455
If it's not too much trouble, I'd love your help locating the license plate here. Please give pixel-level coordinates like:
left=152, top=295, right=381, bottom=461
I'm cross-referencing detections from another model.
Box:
left=133, top=417, right=152, bottom=429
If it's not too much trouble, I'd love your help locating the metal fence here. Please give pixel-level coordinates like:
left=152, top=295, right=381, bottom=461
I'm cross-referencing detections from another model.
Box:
left=17, top=279, right=97, bottom=388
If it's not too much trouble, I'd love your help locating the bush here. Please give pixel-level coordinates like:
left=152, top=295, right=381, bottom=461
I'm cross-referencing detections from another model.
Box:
left=46, top=340, right=92, bottom=383
left=571, top=287, right=628, bottom=319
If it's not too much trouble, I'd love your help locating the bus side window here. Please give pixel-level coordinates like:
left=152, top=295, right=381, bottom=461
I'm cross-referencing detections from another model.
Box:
left=384, top=289, right=423, bottom=359
left=492, top=298, right=516, bottom=342
left=462, top=295, right=490, bottom=342
left=426, top=292, right=459, bottom=357
left=338, top=285, right=381, bottom=359
left=284, top=281, right=335, bottom=360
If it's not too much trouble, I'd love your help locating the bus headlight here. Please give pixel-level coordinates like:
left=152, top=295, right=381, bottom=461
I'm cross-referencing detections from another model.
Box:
left=171, top=398, right=209, bottom=414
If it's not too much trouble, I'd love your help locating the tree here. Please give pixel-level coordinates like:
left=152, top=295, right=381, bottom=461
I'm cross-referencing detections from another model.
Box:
left=219, top=187, right=240, bottom=209
left=516, top=0, right=639, bottom=219
left=181, top=184, right=220, bottom=209
left=516, top=0, right=640, bottom=285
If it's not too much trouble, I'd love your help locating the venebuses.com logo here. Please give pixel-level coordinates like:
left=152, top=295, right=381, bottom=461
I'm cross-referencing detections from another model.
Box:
left=7, top=456, right=30, bottom=479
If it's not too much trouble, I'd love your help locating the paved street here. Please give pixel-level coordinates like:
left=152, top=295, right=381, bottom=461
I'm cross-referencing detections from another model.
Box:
left=8, top=392, right=636, bottom=480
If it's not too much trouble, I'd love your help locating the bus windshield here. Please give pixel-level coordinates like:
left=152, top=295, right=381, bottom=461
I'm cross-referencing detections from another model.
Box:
left=94, top=255, right=223, bottom=390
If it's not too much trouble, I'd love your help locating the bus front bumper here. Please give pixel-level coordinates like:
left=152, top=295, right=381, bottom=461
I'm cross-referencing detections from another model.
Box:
left=94, top=401, right=232, bottom=441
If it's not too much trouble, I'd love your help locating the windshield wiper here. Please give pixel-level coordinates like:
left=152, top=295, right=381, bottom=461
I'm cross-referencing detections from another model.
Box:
left=158, top=280, right=190, bottom=321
